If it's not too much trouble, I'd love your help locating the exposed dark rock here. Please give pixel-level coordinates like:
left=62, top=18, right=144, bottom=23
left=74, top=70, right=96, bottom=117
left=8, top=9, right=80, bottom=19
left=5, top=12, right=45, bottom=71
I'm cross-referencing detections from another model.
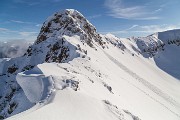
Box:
left=7, top=65, right=18, bottom=74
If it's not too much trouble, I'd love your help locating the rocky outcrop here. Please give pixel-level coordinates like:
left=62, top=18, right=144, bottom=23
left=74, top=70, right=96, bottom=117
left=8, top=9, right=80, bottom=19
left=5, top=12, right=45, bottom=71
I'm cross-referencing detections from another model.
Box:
left=35, top=9, right=104, bottom=47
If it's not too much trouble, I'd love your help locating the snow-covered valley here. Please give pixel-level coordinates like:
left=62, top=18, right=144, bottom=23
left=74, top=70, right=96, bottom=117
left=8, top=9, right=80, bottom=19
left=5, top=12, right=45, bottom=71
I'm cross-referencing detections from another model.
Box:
left=0, top=9, right=180, bottom=120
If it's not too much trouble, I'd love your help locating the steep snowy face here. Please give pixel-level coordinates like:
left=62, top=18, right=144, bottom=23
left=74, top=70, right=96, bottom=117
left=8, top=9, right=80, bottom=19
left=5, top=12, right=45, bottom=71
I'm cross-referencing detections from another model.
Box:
left=156, top=29, right=180, bottom=42
left=35, top=9, right=103, bottom=47
left=129, top=29, right=180, bottom=79
left=133, top=35, right=165, bottom=57
left=104, top=34, right=125, bottom=48
left=152, top=30, right=180, bottom=79
left=131, top=29, right=180, bottom=57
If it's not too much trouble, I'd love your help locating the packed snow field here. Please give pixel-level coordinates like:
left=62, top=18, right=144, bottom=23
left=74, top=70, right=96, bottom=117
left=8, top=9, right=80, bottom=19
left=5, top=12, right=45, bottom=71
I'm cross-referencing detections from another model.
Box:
left=0, top=9, right=180, bottom=120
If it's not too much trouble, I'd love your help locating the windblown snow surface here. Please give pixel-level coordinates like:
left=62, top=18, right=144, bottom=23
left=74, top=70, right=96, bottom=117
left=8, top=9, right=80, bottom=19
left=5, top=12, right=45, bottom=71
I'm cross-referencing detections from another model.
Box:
left=1, top=9, right=180, bottom=120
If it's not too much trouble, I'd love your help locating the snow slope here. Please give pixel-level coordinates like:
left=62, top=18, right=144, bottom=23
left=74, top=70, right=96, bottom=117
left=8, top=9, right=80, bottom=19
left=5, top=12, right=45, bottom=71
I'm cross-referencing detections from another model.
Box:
left=7, top=41, right=180, bottom=120
left=132, top=30, right=180, bottom=79
left=0, top=9, right=180, bottom=120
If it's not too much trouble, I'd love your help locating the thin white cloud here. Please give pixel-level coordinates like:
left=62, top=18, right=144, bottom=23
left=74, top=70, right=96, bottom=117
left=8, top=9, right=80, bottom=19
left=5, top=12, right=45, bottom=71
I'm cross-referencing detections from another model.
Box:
left=104, top=0, right=161, bottom=20
left=154, top=8, right=162, bottom=13
left=17, top=31, right=38, bottom=40
left=19, top=32, right=38, bottom=37
left=35, top=24, right=42, bottom=27
left=10, top=20, right=41, bottom=27
left=11, top=20, right=34, bottom=24
left=87, top=14, right=102, bottom=19
left=100, top=24, right=180, bottom=38
left=0, top=27, right=38, bottom=41
left=104, top=24, right=180, bottom=35
left=125, top=25, right=139, bottom=31
left=135, top=24, right=180, bottom=33
left=0, top=28, right=9, bottom=32
left=0, top=28, right=17, bottom=33
left=107, top=25, right=139, bottom=34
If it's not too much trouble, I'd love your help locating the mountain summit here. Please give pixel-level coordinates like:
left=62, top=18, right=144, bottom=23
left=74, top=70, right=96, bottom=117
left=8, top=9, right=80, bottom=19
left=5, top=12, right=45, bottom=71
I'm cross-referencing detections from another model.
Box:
left=0, top=9, right=180, bottom=120
left=36, top=9, right=103, bottom=46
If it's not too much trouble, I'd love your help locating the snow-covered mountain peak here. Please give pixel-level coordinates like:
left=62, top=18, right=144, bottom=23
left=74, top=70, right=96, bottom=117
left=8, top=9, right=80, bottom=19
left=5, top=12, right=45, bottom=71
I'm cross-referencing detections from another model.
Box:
left=35, top=9, right=102, bottom=47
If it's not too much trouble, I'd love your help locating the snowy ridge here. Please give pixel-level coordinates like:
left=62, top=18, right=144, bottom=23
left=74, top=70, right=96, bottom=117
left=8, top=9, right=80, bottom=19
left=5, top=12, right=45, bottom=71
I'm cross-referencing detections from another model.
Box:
left=0, top=9, right=180, bottom=120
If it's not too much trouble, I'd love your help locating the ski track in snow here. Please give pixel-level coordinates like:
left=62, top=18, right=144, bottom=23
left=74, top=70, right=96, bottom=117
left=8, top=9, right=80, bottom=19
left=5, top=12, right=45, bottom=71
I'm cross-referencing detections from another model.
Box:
left=104, top=51, right=180, bottom=118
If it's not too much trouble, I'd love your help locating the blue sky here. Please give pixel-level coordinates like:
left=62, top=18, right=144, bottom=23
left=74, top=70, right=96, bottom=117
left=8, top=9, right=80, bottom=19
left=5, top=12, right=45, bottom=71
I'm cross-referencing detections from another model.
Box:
left=0, top=0, right=180, bottom=41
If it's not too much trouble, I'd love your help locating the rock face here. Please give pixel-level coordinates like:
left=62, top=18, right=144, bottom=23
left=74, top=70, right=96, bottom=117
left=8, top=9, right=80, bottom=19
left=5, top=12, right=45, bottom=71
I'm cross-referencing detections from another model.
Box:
left=35, top=9, right=103, bottom=46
